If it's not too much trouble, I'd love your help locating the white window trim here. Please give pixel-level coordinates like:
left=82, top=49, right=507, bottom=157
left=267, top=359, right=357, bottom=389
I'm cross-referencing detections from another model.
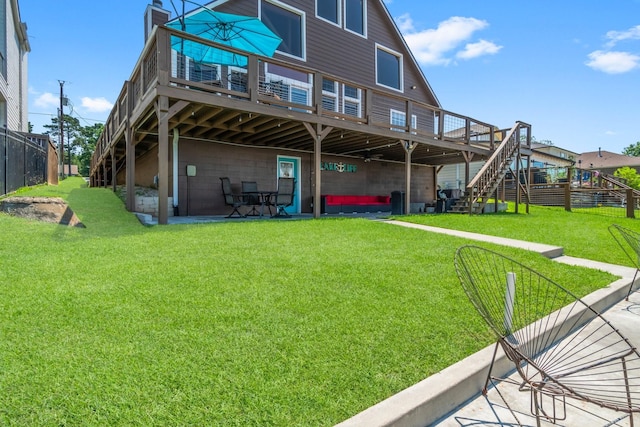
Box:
left=316, top=0, right=342, bottom=28
left=375, top=43, right=403, bottom=92
left=265, top=70, right=312, bottom=108
left=322, top=79, right=339, bottom=112
left=390, top=109, right=417, bottom=133
left=260, top=0, right=307, bottom=62
left=342, top=85, right=362, bottom=117
left=343, top=0, right=367, bottom=38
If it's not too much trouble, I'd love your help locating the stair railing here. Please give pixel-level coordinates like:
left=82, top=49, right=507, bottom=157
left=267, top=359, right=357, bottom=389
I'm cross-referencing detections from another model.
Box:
left=464, top=121, right=528, bottom=213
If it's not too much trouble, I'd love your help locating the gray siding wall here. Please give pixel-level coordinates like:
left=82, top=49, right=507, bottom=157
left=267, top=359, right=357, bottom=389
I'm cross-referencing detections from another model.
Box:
left=214, top=0, right=438, bottom=106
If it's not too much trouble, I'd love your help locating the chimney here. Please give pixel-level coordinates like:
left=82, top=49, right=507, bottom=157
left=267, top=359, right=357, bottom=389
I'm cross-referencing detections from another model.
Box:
left=144, top=1, right=171, bottom=43
left=598, top=147, right=602, bottom=157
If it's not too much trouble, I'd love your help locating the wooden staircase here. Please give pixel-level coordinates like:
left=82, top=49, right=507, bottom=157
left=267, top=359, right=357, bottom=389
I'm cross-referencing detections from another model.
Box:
left=450, top=121, right=531, bottom=214
left=599, top=173, right=640, bottom=200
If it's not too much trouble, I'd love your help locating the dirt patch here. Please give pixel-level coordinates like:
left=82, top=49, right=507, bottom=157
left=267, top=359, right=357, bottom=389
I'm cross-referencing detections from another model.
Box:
left=0, top=196, right=85, bottom=228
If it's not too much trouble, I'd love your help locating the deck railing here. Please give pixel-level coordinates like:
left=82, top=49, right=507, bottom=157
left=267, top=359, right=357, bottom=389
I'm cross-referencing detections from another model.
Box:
left=91, top=26, right=498, bottom=174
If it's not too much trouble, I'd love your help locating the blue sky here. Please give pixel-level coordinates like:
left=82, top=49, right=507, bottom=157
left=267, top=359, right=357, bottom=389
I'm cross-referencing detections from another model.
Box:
left=20, top=0, right=640, bottom=155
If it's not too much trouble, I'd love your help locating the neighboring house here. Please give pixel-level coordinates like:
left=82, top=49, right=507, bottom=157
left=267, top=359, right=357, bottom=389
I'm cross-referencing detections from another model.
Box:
left=530, top=143, right=576, bottom=166
left=90, top=0, right=527, bottom=223
left=0, top=0, right=51, bottom=196
left=0, top=0, right=29, bottom=131
left=576, top=149, right=640, bottom=176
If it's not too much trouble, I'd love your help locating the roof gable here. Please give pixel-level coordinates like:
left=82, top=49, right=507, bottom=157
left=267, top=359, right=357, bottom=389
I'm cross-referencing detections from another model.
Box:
left=198, top=0, right=440, bottom=107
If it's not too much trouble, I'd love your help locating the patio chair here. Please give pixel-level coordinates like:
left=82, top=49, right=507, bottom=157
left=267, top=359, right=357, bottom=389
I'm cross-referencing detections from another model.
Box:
left=609, top=223, right=640, bottom=300
left=242, top=181, right=261, bottom=217
left=219, top=177, right=247, bottom=218
left=269, top=177, right=295, bottom=218
left=454, top=245, right=640, bottom=426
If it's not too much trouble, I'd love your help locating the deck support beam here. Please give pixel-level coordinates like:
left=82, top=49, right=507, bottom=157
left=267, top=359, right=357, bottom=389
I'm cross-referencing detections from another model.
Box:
left=125, top=81, right=136, bottom=212
left=304, top=122, right=333, bottom=218
left=157, top=96, right=170, bottom=225
left=403, top=141, right=416, bottom=214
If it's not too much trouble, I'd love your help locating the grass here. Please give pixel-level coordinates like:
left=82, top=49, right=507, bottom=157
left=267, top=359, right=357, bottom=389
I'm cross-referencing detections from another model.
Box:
left=0, top=178, right=627, bottom=426
left=397, top=203, right=640, bottom=267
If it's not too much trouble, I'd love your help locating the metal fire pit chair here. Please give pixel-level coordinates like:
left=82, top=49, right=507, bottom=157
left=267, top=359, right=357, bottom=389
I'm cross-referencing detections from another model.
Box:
left=609, top=224, right=640, bottom=300
left=270, top=177, right=295, bottom=218
left=454, top=245, right=640, bottom=426
left=219, top=177, right=247, bottom=218
left=242, top=181, right=261, bottom=217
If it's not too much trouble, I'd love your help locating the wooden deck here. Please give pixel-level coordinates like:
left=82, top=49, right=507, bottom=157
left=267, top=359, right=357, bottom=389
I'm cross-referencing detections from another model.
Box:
left=90, top=26, right=503, bottom=223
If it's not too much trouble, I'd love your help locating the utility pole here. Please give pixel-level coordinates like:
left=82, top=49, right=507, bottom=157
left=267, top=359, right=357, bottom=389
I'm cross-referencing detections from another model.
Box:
left=58, top=80, right=65, bottom=178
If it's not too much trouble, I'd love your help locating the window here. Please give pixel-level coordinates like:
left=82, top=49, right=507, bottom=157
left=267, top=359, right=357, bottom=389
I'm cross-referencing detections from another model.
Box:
left=261, top=1, right=305, bottom=60
left=345, top=0, right=365, bottom=36
left=376, top=45, right=403, bottom=91
left=317, top=0, right=339, bottom=25
left=390, top=109, right=417, bottom=133
left=171, top=52, right=220, bottom=84
left=229, top=69, right=247, bottom=92
left=343, top=84, right=361, bottom=117
left=189, top=61, right=219, bottom=83
left=322, top=78, right=338, bottom=112
left=265, top=65, right=312, bottom=113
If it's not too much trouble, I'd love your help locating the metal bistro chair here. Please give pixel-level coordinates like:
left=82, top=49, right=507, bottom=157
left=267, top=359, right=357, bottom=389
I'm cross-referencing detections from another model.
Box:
left=454, top=245, right=640, bottom=426
left=219, top=177, right=247, bottom=218
left=242, top=181, right=261, bottom=217
left=609, top=223, right=640, bottom=300
left=270, top=177, right=295, bottom=218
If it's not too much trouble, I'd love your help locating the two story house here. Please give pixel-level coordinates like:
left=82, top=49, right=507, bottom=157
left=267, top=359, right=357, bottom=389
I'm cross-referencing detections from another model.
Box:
left=91, top=0, right=530, bottom=223
left=0, top=0, right=29, bottom=132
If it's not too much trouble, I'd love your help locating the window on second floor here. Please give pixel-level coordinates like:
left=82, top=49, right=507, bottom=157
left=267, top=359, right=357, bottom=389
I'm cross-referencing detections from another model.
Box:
left=261, top=0, right=305, bottom=60
left=322, top=78, right=338, bottom=112
left=376, top=45, right=403, bottom=91
left=316, top=0, right=365, bottom=36
left=343, top=84, right=361, bottom=117
left=345, top=0, right=365, bottom=36
left=317, top=0, right=340, bottom=25
left=390, top=109, right=417, bottom=133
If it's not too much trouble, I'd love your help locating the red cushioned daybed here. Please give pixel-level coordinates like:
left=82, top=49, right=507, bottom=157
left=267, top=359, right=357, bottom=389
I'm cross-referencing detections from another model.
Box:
left=321, top=195, right=391, bottom=214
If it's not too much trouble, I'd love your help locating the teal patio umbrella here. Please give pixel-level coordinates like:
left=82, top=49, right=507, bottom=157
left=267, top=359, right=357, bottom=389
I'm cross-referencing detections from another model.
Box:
left=166, top=9, right=282, bottom=67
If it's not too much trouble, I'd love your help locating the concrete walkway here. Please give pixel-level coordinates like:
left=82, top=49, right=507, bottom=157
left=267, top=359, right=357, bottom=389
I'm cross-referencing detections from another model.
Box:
left=336, top=221, right=639, bottom=427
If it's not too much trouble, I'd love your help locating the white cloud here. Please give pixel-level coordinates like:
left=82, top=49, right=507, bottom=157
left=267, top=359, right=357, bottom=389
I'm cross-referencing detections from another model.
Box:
left=397, top=15, right=499, bottom=66
left=586, top=50, right=640, bottom=74
left=456, top=39, right=502, bottom=60
left=81, top=97, right=114, bottom=113
left=34, top=92, right=59, bottom=109
left=605, top=25, right=640, bottom=47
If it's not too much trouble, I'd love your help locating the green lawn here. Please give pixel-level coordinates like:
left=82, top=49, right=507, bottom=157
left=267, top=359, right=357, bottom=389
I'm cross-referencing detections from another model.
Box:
left=397, top=203, right=640, bottom=267
left=0, top=178, right=625, bottom=426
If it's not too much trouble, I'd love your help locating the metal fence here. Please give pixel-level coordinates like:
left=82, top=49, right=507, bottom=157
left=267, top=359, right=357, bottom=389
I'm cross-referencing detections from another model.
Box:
left=501, top=181, right=640, bottom=219
left=0, top=128, right=50, bottom=196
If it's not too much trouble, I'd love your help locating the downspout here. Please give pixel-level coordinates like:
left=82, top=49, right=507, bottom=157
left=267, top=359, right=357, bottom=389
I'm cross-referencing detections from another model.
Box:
left=173, top=128, right=179, bottom=215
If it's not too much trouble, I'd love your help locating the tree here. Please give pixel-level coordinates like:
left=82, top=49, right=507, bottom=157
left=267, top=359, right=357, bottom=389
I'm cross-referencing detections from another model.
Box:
left=622, top=141, right=640, bottom=157
left=614, top=166, right=640, bottom=190
left=75, top=123, right=103, bottom=176
left=44, top=114, right=82, bottom=176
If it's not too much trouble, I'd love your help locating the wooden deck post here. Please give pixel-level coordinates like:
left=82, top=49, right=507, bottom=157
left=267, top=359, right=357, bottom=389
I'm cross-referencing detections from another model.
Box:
left=157, top=96, right=170, bottom=225
left=125, top=81, right=135, bottom=212
left=110, top=147, right=117, bottom=193
left=564, top=182, right=572, bottom=212
left=404, top=142, right=416, bottom=214
left=627, top=188, right=635, bottom=219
